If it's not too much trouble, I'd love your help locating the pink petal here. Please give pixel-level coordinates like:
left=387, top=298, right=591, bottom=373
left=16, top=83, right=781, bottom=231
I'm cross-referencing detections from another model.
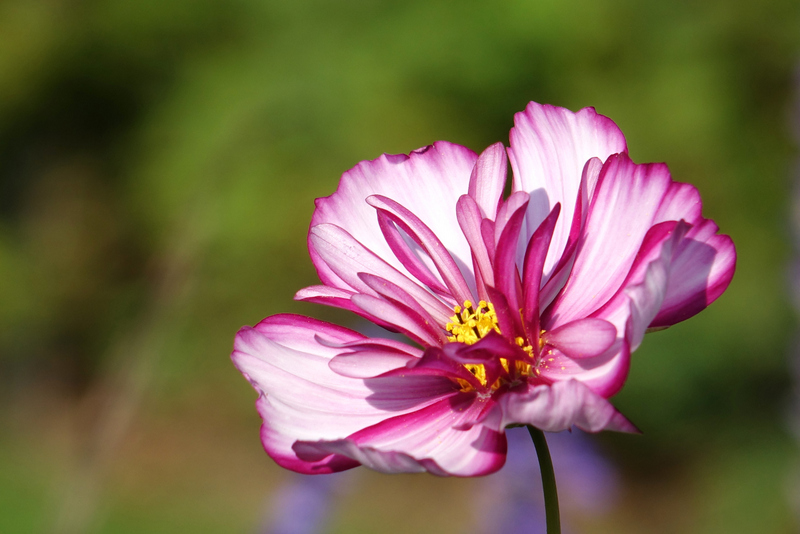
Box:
left=295, top=394, right=507, bottom=476
left=468, top=142, right=507, bottom=219
left=538, top=158, right=602, bottom=309
left=311, top=142, right=477, bottom=296
left=481, top=218, right=497, bottom=261
left=350, top=293, right=446, bottom=347
left=509, top=103, right=628, bottom=281
left=485, top=286, right=525, bottom=341
left=648, top=180, right=736, bottom=326
left=543, top=318, right=617, bottom=359
left=493, top=197, right=530, bottom=330
left=367, top=194, right=474, bottom=304
left=232, top=314, right=458, bottom=474
left=294, top=285, right=361, bottom=315
left=593, top=220, right=690, bottom=349
left=539, top=223, right=686, bottom=397
left=456, top=194, right=494, bottom=290
left=540, top=222, right=688, bottom=396
left=651, top=220, right=736, bottom=327
left=654, top=181, right=704, bottom=225
left=545, top=153, right=673, bottom=324
left=538, top=316, right=633, bottom=398
left=522, top=203, right=560, bottom=341
left=308, top=223, right=452, bottom=324
left=500, top=379, right=638, bottom=433
left=376, top=210, right=450, bottom=296
left=494, top=191, right=530, bottom=247
left=328, top=350, right=417, bottom=379
left=358, top=272, right=445, bottom=336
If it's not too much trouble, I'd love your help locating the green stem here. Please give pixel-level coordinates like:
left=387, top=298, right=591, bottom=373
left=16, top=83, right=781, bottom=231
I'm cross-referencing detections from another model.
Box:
left=527, top=425, right=561, bottom=534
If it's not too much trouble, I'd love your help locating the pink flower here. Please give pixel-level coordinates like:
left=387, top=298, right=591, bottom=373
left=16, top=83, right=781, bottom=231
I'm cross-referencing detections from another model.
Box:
left=232, top=102, right=736, bottom=477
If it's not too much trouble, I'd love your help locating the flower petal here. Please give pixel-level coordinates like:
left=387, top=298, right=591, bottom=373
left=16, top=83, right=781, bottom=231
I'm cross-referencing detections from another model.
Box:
left=539, top=222, right=687, bottom=397
left=543, top=318, right=617, bottom=359
left=367, top=194, right=474, bottom=304
left=500, top=379, right=638, bottom=433
left=522, top=203, right=560, bottom=341
left=654, top=181, right=704, bottom=225
left=328, top=350, right=417, bottom=379
left=650, top=220, right=736, bottom=327
left=357, top=272, right=446, bottom=335
left=538, top=316, right=633, bottom=398
left=494, top=191, right=530, bottom=248
left=232, top=314, right=457, bottom=474
left=456, top=194, right=494, bottom=291
left=376, top=210, right=450, bottom=296
left=308, top=223, right=452, bottom=324
left=350, top=293, right=445, bottom=347
left=592, top=220, right=691, bottom=349
left=311, top=142, right=477, bottom=294
left=544, top=153, right=673, bottom=325
left=295, top=394, right=507, bottom=476
left=493, top=196, right=530, bottom=330
left=468, top=142, right=507, bottom=219
left=538, top=158, right=601, bottom=309
left=509, top=103, right=628, bottom=281
left=294, top=285, right=361, bottom=315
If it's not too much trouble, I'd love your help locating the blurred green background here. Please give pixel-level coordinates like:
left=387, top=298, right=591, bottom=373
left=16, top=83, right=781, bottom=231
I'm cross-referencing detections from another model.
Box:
left=0, top=0, right=798, bottom=532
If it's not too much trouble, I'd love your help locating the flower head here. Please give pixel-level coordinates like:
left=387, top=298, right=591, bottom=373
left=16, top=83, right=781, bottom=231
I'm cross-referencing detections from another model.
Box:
left=232, top=102, right=736, bottom=476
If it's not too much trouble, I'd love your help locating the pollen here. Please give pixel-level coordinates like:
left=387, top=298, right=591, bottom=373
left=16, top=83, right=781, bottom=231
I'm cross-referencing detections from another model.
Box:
left=446, top=300, right=535, bottom=392
left=445, top=300, right=500, bottom=345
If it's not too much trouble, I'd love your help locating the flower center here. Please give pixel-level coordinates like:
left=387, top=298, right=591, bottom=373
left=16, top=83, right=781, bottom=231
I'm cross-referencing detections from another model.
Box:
left=445, top=300, right=500, bottom=344
left=445, top=300, right=534, bottom=392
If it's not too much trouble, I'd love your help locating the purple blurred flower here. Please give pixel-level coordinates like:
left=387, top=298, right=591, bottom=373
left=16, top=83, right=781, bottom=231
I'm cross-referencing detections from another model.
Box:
left=259, top=472, right=352, bottom=534
left=478, top=428, right=618, bottom=534
left=233, top=102, right=736, bottom=477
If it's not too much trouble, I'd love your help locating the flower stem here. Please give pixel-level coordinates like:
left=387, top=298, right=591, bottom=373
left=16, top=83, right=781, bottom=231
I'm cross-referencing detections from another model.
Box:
left=527, top=425, right=561, bottom=534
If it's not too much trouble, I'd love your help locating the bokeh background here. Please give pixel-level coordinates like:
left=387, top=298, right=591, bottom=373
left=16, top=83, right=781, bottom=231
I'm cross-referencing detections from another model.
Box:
left=1, top=0, right=799, bottom=532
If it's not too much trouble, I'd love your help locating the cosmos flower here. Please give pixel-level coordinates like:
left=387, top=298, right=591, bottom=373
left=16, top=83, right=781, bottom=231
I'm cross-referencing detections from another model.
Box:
left=232, top=102, right=735, bottom=477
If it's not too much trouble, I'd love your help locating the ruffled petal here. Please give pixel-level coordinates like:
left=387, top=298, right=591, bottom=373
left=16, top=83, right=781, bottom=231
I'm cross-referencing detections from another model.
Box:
left=650, top=220, right=736, bottom=327
left=310, top=141, right=477, bottom=294
left=539, top=221, right=685, bottom=396
left=509, top=103, right=628, bottom=280
left=654, top=181, right=704, bottom=225
left=592, top=221, right=690, bottom=348
left=544, top=153, right=673, bottom=325
left=232, top=314, right=458, bottom=474
left=500, top=379, right=638, bottom=433
left=294, top=395, right=507, bottom=476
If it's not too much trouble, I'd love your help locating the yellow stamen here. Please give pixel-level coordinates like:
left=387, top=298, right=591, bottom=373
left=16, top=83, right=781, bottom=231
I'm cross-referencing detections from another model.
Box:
left=445, top=300, right=500, bottom=346
left=445, top=300, right=536, bottom=392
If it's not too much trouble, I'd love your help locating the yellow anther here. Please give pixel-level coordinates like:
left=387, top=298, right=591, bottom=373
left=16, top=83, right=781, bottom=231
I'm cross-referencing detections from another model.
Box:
left=445, top=300, right=501, bottom=346
left=445, top=300, right=542, bottom=393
